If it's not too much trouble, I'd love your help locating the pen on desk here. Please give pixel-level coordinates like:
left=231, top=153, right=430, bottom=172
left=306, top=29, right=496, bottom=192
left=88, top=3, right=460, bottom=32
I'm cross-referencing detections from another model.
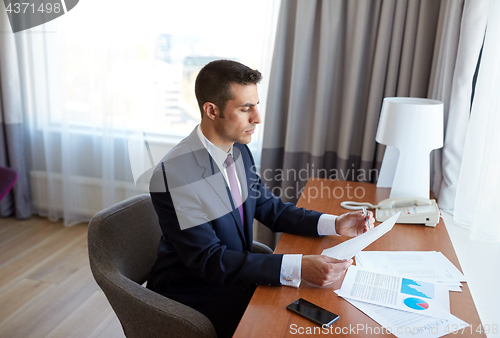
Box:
left=362, top=206, right=371, bottom=229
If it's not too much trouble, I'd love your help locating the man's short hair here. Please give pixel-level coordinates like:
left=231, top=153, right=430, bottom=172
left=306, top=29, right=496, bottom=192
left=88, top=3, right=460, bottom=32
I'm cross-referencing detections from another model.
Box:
left=195, top=60, right=262, bottom=118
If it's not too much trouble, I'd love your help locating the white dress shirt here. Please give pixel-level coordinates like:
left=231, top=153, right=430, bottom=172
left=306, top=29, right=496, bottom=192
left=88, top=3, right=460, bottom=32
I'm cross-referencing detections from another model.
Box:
left=196, top=125, right=339, bottom=288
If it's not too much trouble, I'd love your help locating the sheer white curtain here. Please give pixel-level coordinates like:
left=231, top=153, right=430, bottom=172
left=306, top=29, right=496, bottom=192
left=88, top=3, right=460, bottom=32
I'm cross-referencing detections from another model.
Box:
left=2, top=0, right=280, bottom=226
left=434, top=0, right=500, bottom=241
left=453, top=0, right=500, bottom=241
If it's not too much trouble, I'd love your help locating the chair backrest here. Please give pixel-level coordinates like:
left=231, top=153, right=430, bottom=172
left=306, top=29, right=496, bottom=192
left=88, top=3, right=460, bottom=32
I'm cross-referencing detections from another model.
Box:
left=88, top=194, right=217, bottom=338
left=89, top=194, right=160, bottom=284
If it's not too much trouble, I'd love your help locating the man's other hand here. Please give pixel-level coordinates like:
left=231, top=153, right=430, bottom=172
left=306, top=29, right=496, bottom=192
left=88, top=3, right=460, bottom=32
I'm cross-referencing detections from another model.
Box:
left=301, top=255, right=353, bottom=287
left=335, top=210, right=375, bottom=237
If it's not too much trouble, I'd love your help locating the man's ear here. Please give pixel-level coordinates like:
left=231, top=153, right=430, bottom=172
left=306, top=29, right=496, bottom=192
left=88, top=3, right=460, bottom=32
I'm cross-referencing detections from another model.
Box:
left=203, top=102, right=218, bottom=121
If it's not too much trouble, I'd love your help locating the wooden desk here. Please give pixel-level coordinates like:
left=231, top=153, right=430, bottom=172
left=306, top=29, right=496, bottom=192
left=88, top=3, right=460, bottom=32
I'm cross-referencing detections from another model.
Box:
left=234, top=179, right=485, bottom=337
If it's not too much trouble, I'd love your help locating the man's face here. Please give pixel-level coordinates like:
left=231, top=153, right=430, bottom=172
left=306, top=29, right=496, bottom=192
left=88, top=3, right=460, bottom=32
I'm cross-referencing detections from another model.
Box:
left=214, top=83, right=261, bottom=145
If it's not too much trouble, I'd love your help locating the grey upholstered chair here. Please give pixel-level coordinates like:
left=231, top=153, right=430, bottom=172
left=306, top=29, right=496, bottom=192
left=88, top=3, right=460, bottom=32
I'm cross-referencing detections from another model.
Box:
left=88, top=194, right=273, bottom=338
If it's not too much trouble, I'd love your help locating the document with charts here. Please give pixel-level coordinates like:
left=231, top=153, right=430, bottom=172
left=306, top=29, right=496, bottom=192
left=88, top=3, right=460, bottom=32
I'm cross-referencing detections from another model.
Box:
left=336, top=266, right=450, bottom=320
left=355, top=251, right=466, bottom=291
left=341, top=298, right=469, bottom=338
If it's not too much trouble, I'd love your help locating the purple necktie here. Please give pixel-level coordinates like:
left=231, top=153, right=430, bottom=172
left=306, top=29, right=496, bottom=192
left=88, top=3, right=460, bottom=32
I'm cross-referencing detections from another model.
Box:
left=224, top=154, right=244, bottom=226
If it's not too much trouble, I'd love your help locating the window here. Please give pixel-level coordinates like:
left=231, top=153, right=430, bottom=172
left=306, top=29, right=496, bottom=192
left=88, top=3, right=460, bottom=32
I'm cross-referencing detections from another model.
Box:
left=54, top=0, right=280, bottom=138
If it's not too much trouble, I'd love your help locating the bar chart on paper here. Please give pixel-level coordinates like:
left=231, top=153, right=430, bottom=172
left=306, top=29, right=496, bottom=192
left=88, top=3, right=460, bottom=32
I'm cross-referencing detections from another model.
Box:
left=401, top=278, right=434, bottom=299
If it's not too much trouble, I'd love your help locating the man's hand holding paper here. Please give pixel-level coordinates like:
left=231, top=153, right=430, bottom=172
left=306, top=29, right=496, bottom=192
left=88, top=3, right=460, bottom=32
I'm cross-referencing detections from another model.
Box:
left=300, top=210, right=376, bottom=286
left=335, top=209, right=375, bottom=236
left=322, top=211, right=401, bottom=260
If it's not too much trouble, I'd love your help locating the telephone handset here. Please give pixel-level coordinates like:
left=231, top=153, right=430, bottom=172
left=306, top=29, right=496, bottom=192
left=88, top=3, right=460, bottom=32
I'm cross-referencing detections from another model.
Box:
left=340, top=197, right=440, bottom=227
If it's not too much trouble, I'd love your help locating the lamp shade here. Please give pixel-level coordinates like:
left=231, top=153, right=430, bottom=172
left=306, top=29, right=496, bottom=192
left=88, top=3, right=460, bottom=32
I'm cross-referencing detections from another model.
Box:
left=376, top=97, right=444, bottom=198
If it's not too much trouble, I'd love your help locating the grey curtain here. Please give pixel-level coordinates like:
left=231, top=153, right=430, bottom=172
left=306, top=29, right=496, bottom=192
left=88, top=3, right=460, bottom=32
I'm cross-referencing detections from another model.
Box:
left=0, top=85, right=32, bottom=219
left=0, top=17, right=32, bottom=219
left=257, top=0, right=447, bottom=248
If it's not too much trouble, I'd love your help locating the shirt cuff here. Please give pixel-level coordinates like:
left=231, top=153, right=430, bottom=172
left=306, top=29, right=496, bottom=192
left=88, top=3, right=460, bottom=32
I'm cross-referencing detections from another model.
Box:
left=318, top=214, right=340, bottom=236
left=280, top=254, right=303, bottom=288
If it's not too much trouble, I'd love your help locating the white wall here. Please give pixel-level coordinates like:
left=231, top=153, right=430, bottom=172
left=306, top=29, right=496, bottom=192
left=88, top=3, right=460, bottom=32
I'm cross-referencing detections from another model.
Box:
left=442, top=211, right=500, bottom=338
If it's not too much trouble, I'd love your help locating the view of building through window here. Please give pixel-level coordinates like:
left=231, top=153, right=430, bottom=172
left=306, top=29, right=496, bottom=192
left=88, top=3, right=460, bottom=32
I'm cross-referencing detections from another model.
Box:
left=55, top=0, right=280, bottom=137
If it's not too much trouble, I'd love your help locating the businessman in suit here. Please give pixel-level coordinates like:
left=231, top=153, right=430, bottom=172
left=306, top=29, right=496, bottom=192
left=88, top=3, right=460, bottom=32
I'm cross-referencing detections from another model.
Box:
left=147, top=60, right=374, bottom=337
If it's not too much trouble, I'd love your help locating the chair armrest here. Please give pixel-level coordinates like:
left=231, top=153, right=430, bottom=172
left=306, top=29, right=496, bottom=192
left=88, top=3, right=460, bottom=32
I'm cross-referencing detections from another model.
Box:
left=252, top=241, right=273, bottom=254
left=93, top=268, right=217, bottom=338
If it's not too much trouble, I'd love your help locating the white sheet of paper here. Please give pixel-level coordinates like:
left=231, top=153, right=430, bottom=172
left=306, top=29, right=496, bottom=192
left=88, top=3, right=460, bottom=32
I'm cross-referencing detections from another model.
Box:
left=446, top=283, right=462, bottom=292
left=355, top=251, right=466, bottom=283
left=321, top=212, right=401, bottom=260
left=341, top=298, right=470, bottom=338
left=336, top=266, right=450, bottom=320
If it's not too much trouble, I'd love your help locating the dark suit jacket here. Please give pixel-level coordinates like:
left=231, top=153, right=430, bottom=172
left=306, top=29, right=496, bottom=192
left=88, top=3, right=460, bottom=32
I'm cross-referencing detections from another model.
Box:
left=147, top=127, right=322, bottom=336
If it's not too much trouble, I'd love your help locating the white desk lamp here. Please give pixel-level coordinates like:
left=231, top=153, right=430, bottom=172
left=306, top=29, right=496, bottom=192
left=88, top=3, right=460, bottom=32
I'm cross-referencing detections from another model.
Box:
left=376, top=97, right=444, bottom=199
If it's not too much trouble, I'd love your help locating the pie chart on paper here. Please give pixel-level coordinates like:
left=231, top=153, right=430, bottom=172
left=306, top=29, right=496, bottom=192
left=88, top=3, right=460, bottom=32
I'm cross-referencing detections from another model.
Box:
left=404, top=297, right=429, bottom=310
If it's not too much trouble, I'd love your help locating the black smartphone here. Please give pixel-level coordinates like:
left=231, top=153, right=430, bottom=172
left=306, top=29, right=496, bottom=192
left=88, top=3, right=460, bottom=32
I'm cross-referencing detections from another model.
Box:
left=287, top=298, right=340, bottom=327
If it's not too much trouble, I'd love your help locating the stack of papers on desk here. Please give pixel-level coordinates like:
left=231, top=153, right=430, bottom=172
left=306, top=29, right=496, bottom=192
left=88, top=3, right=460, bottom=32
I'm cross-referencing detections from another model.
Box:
left=337, top=266, right=451, bottom=319
left=355, top=251, right=466, bottom=292
left=335, top=265, right=470, bottom=338
left=339, top=298, right=468, bottom=338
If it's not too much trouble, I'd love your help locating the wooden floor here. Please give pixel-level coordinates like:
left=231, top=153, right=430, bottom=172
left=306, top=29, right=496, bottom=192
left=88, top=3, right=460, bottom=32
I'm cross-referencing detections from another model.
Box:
left=0, top=216, right=125, bottom=338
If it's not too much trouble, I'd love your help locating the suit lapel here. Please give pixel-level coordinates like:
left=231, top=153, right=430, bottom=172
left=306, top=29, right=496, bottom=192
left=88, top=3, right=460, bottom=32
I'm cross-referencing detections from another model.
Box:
left=235, top=144, right=256, bottom=248
left=233, top=147, right=248, bottom=202
left=188, top=130, right=247, bottom=247
left=232, top=146, right=249, bottom=247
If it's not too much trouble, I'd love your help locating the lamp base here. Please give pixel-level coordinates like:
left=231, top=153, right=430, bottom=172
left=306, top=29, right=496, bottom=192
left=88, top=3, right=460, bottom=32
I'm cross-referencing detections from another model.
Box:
left=377, top=146, right=399, bottom=188
left=377, top=146, right=431, bottom=200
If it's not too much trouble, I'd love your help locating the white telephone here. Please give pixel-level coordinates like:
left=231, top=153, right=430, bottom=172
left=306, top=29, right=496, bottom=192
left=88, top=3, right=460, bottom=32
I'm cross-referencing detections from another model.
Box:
left=341, top=197, right=441, bottom=227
